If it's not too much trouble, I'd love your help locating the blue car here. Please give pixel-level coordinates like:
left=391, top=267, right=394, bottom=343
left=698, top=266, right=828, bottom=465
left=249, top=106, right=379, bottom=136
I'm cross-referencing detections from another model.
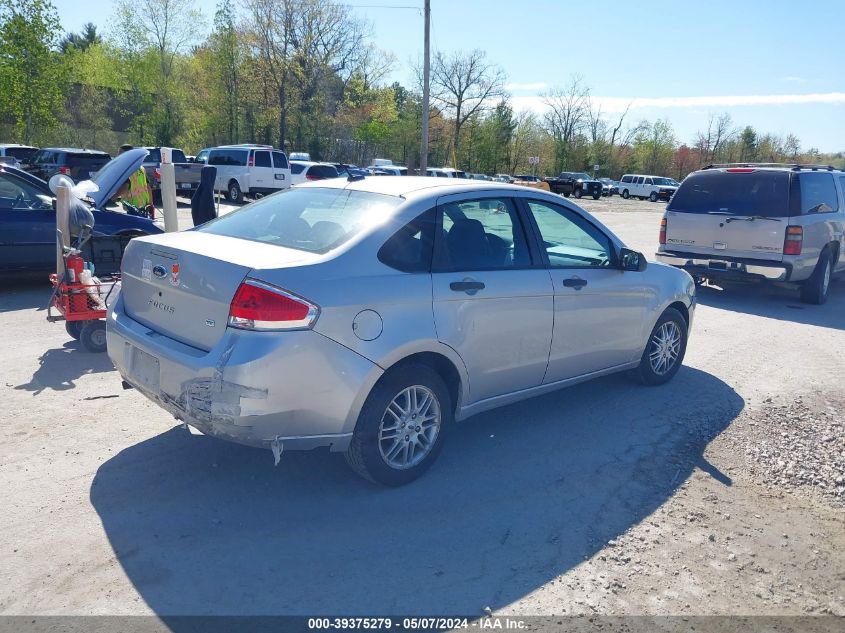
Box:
left=0, top=148, right=162, bottom=276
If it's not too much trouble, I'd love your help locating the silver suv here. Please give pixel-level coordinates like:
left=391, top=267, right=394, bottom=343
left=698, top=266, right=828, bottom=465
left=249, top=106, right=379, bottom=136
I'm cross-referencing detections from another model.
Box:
left=656, top=164, right=845, bottom=304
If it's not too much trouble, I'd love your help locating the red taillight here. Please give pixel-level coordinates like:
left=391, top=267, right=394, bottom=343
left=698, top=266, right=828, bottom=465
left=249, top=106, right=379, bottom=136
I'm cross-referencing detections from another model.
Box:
left=58, top=166, right=70, bottom=175
left=229, top=280, right=318, bottom=331
left=783, top=226, right=803, bottom=255
left=659, top=217, right=667, bottom=245
left=726, top=168, right=755, bottom=173
left=306, top=173, right=318, bottom=181
left=153, top=168, right=161, bottom=181
left=247, top=155, right=255, bottom=167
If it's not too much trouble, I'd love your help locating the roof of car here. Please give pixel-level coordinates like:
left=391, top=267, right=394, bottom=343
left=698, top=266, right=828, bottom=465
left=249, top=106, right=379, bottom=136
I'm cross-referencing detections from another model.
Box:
left=0, top=143, right=37, bottom=149
left=296, top=175, right=542, bottom=199
left=40, top=147, right=109, bottom=154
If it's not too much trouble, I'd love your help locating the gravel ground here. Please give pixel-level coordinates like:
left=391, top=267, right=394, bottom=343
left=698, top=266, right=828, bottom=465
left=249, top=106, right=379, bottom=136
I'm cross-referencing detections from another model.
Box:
left=0, top=193, right=842, bottom=619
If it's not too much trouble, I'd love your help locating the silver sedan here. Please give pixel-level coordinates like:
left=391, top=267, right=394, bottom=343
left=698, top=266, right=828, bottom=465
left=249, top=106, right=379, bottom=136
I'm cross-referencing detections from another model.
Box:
left=107, top=177, right=696, bottom=485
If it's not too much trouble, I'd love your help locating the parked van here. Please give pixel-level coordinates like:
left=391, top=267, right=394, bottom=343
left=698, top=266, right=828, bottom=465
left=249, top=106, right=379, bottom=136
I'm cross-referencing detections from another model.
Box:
left=426, top=167, right=468, bottom=178
left=618, top=174, right=679, bottom=202
left=206, top=145, right=291, bottom=203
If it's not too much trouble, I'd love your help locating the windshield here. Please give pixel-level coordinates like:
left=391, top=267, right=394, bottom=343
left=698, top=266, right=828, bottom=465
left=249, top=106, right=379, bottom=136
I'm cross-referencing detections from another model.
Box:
left=573, top=173, right=591, bottom=180
left=197, top=187, right=403, bottom=253
left=652, top=177, right=674, bottom=186
left=668, top=170, right=790, bottom=216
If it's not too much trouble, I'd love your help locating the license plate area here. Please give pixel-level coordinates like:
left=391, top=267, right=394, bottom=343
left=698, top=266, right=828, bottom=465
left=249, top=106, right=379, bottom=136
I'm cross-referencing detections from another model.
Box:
left=130, top=346, right=160, bottom=391
left=708, top=261, right=728, bottom=271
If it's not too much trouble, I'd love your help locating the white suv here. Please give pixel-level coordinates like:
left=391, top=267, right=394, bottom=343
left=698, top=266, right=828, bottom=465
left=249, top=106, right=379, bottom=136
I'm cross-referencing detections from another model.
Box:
left=207, top=145, right=291, bottom=203
left=656, top=164, right=845, bottom=304
left=619, top=174, right=679, bottom=202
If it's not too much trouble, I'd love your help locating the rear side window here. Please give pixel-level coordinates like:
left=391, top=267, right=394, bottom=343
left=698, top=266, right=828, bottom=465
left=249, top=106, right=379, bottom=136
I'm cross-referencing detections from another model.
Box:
left=209, top=149, right=248, bottom=166
left=668, top=170, right=790, bottom=217
left=378, top=209, right=435, bottom=272
left=792, top=172, right=839, bottom=214
left=272, top=151, right=288, bottom=169
left=291, top=163, right=305, bottom=175
left=254, top=150, right=271, bottom=167
left=311, top=165, right=339, bottom=179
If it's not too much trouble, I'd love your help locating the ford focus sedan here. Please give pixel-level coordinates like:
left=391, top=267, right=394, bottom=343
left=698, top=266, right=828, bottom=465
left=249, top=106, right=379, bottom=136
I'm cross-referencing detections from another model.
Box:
left=107, top=177, right=695, bottom=485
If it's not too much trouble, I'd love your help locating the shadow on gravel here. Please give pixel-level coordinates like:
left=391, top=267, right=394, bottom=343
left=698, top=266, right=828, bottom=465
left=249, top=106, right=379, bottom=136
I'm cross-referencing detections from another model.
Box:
left=0, top=280, right=52, bottom=312
left=696, top=279, right=845, bottom=330
left=14, top=341, right=115, bottom=394
left=91, top=366, right=742, bottom=618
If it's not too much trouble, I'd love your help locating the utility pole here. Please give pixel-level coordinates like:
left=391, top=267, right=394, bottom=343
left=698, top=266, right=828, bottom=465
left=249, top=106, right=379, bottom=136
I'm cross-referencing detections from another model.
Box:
left=420, top=0, right=430, bottom=174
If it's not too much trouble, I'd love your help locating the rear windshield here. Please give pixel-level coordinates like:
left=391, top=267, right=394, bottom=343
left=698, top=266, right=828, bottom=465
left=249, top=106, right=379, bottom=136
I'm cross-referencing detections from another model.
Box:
left=144, top=148, right=187, bottom=163
left=667, top=170, right=790, bottom=217
left=310, top=165, right=339, bottom=179
left=68, top=153, right=110, bottom=165
left=6, top=147, right=38, bottom=160
left=197, top=187, right=403, bottom=253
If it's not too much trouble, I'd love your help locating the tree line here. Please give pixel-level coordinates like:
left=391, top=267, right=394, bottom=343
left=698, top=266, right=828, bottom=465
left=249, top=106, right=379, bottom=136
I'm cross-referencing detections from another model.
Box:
left=1, top=0, right=842, bottom=178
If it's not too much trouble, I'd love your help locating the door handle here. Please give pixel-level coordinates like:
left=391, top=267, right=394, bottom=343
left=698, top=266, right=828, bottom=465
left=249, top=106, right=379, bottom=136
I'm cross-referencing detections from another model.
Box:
left=562, top=277, right=588, bottom=290
left=450, top=280, right=485, bottom=293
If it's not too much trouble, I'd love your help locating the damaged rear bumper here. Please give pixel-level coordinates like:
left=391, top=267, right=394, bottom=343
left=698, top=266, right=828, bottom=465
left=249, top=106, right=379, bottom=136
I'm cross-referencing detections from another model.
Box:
left=107, top=294, right=382, bottom=453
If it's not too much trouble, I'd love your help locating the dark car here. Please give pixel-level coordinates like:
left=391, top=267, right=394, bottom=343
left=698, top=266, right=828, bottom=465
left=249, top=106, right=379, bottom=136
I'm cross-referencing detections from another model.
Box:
left=28, top=148, right=111, bottom=182
left=0, top=151, right=162, bottom=276
left=544, top=172, right=603, bottom=199
left=598, top=178, right=618, bottom=197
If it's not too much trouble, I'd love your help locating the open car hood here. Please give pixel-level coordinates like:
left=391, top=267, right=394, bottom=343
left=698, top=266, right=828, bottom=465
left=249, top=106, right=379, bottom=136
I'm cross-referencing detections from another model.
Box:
left=86, top=148, right=148, bottom=209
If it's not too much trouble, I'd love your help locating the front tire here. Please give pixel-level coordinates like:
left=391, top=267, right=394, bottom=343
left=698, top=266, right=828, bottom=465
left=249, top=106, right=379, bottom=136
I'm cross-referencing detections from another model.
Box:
left=574, top=188, right=583, bottom=199
left=227, top=180, right=243, bottom=204
left=622, top=189, right=630, bottom=199
left=800, top=247, right=833, bottom=305
left=636, top=308, right=687, bottom=386
left=346, top=364, right=452, bottom=486
left=592, top=193, right=601, bottom=200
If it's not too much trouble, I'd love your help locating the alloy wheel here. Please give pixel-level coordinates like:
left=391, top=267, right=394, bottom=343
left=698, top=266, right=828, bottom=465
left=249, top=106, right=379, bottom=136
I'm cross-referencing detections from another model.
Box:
left=378, top=385, right=441, bottom=470
left=649, top=321, right=682, bottom=376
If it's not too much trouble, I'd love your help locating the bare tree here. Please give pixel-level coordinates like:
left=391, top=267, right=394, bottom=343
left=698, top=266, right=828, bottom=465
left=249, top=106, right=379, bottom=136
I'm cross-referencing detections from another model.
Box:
left=430, top=49, right=506, bottom=165
left=696, top=112, right=736, bottom=165
left=542, top=75, right=590, bottom=171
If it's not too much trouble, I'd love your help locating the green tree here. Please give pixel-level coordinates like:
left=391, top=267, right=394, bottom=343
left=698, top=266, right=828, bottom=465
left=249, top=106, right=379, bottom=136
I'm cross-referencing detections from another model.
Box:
left=739, top=125, right=757, bottom=162
left=0, top=0, right=65, bottom=143
left=60, top=22, right=101, bottom=53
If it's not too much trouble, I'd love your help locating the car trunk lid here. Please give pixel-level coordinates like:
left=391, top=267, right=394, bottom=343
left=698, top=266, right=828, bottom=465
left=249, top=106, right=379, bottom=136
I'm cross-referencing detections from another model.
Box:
left=665, top=169, right=790, bottom=260
left=120, top=231, right=319, bottom=350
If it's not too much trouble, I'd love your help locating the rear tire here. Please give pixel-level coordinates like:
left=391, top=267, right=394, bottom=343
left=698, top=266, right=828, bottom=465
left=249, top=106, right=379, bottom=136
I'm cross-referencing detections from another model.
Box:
left=622, top=189, right=630, bottom=199
left=649, top=192, right=658, bottom=202
left=65, top=320, right=83, bottom=340
left=800, top=247, right=833, bottom=305
left=592, top=193, right=601, bottom=200
left=346, top=364, right=452, bottom=486
left=636, top=308, right=687, bottom=386
left=80, top=320, right=107, bottom=353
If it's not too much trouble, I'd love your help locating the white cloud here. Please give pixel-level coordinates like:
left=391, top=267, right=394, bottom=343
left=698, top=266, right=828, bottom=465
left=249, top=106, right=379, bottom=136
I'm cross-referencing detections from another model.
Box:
left=511, top=92, right=845, bottom=114
left=504, top=82, right=548, bottom=92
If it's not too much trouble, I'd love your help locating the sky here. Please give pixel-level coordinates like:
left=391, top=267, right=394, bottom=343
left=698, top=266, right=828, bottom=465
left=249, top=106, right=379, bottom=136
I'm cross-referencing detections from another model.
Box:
left=52, top=0, right=845, bottom=152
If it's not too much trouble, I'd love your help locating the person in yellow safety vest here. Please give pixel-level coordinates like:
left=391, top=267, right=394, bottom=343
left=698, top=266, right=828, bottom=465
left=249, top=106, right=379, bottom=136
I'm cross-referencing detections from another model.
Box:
left=115, top=144, right=153, bottom=210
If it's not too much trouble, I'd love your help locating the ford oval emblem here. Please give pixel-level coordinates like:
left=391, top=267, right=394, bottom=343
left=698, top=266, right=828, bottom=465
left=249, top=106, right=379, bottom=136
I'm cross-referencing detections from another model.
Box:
left=152, top=265, right=167, bottom=279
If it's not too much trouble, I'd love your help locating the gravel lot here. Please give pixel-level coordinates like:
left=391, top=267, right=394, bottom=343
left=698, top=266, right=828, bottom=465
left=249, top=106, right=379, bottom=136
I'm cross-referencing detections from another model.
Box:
left=0, top=194, right=842, bottom=618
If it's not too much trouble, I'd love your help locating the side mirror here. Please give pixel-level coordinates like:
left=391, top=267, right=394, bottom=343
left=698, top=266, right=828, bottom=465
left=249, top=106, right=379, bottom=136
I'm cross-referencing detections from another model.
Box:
left=620, top=247, right=647, bottom=272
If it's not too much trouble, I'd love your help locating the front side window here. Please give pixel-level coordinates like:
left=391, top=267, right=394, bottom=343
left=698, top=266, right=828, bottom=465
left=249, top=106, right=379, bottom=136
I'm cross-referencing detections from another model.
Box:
left=621, top=175, right=632, bottom=183
left=526, top=200, right=613, bottom=268
left=645, top=178, right=653, bottom=185
left=197, top=187, right=402, bottom=254
left=433, top=197, right=531, bottom=271
left=0, top=174, right=51, bottom=210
